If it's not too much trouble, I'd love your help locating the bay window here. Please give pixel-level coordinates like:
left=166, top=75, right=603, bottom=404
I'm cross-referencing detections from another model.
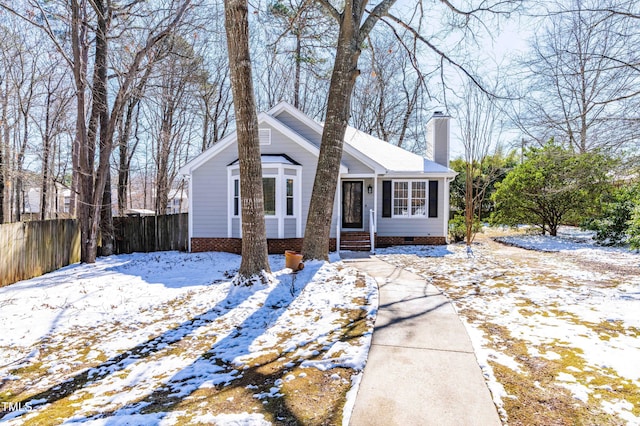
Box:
left=228, top=155, right=302, bottom=239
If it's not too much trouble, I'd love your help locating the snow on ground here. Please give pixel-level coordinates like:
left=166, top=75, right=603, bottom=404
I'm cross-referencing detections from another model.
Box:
left=377, top=228, right=640, bottom=424
left=0, top=251, right=377, bottom=425
left=496, top=226, right=640, bottom=267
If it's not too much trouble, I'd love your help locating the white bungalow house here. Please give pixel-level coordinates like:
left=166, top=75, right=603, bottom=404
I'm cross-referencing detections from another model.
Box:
left=179, top=102, right=456, bottom=253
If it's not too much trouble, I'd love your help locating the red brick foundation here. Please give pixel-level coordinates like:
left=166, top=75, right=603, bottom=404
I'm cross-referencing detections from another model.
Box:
left=191, top=238, right=242, bottom=253
left=375, top=236, right=446, bottom=247
left=191, top=237, right=337, bottom=254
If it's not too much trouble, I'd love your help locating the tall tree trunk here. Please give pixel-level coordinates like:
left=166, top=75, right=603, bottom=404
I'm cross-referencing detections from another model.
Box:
left=41, top=141, right=50, bottom=220
left=201, top=93, right=210, bottom=152
left=91, top=0, right=114, bottom=257
left=15, top=106, right=31, bottom=222
left=155, top=95, right=174, bottom=216
left=294, top=33, right=301, bottom=109
left=100, top=169, right=114, bottom=254
left=465, top=162, right=474, bottom=246
left=301, top=0, right=395, bottom=260
left=0, top=134, right=3, bottom=223
left=0, top=79, right=6, bottom=223
left=68, top=0, right=91, bottom=255
left=224, top=0, right=271, bottom=281
left=71, top=0, right=97, bottom=263
left=117, top=105, right=131, bottom=214
left=41, top=90, right=53, bottom=221
left=302, top=12, right=362, bottom=261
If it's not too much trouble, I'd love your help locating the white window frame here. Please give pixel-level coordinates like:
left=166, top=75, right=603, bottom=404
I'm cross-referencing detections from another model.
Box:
left=392, top=180, right=428, bottom=218
left=228, top=162, right=302, bottom=238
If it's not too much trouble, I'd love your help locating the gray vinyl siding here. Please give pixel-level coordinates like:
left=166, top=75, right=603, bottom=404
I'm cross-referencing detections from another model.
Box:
left=232, top=218, right=240, bottom=237
left=341, top=151, right=374, bottom=175
left=375, top=177, right=447, bottom=237
left=329, top=188, right=340, bottom=238
left=273, top=111, right=322, bottom=147
left=265, top=217, right=278, bottom=238
left=192, top=122, right=319, bottom=239
left=191, top=142, right=238, bottom=238
left=361, top=179, right=375, bottom=231
left=284, top=218, right=296, bottom=238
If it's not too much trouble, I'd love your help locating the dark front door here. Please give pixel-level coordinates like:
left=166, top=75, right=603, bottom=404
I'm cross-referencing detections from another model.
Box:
left=342, top=181, right=363, bottom=228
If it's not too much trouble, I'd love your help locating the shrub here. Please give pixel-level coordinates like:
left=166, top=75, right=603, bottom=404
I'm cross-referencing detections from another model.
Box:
left=582, top=183, right=640, bottom=247
left=449, top=214, right=467, bottom=243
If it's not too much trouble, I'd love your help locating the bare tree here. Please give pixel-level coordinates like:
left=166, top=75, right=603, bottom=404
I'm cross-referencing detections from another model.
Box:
left=300, top=0, right=399, bottom=260
left=351, top=31, right=428, bottom=152
left=199, top=62, right=233, bottom=151
left=34, top=59, right=73, bottom=220
left=0, top=26, right=10, bottom=223
left=0, top=72, right=4, bottom=223
left=145, top=35, right=205, bottom=215
left=116, top=71, right=151, bottom=214
left=455, top=79, right=504, bottom=247
left=225, top=0, right=272, bottom=282
left=265, top=0, right=335, bottom=109
left=513, top=0, right=640, bottom=153
left=2, top=28, right=39, bottom=222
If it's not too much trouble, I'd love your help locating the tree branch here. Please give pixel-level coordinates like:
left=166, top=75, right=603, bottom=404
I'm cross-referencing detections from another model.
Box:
left=0, top=2, right=74, bottom=70
left=360, top=0, right=397, bottom=39
left=381, top=12, right=493, bottom=97
left=439, top=0, right=518, bottom=17
left=314, top=0, right=341, bottom=22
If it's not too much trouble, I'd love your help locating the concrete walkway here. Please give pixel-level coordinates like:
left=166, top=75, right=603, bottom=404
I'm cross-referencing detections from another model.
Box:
left=343, top=254, right=501, bottom=426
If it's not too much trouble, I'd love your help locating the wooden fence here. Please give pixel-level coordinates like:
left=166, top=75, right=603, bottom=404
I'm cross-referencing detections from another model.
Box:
left=0, top=219, right=80, bottom=287
left=112, top=213, right=188, bottom=254
left=0, top=213, right=189, bottom=288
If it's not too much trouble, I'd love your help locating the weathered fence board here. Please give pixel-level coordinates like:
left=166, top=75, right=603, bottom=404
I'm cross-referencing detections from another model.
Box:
left=0, top=214, right=189, bottom=287
left=0, top=219, right=80, bottom=287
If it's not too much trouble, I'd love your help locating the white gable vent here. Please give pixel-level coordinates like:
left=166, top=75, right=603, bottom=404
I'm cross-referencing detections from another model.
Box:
left=259, top=128, right=271, bottom=145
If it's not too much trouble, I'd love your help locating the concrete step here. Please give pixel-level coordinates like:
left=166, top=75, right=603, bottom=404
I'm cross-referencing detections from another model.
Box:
left=340, top=232, right=373, bottom=251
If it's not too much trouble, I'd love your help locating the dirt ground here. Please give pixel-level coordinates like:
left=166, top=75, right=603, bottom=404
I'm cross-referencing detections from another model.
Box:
left=378, top=230, right=640, bottom=425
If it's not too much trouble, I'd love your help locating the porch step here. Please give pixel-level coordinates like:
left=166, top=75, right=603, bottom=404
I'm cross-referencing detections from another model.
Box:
left=340, top=232, right=372, bottom=251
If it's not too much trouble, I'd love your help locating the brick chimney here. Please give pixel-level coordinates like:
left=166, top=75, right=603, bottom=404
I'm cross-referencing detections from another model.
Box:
left=425, top=111, right=450, bottom=168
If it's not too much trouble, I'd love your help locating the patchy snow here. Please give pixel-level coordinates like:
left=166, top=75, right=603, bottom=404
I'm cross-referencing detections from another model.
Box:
left=377, top=227, right=640, bottom=424
left=495, top=226, right=640, bottom=265
left=0, top=251, right=377, bottom=424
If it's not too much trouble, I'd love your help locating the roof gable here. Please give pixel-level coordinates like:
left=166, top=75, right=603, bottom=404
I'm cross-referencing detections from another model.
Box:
left=268, top=102, right=324, bottom=136
left=179, top=110, right=347, bottom=175
left=179, top=112, right=348, bottom=175
left=180, top=102, right=454, bottom=177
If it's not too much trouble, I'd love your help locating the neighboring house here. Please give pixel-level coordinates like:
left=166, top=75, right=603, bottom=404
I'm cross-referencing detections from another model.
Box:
left=123, top=208, right=156, bottom=217
left=179, top=102, right=456, bottom=254
left=23, top=185, right=72, bottom=218
left=166, top=187, right=188, bottom=214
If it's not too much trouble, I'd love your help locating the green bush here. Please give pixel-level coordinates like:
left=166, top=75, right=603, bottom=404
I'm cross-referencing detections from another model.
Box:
left=582, top=183, right=640, bottom=247
left=491, top=141, right=612, bottom=236
left=449, top=214, right=467, bottom=243
left=448, top=214, right=481, bottom=243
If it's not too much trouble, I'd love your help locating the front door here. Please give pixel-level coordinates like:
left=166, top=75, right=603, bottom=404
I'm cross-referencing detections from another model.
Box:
left=342, top=181, right=363, bottom=228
